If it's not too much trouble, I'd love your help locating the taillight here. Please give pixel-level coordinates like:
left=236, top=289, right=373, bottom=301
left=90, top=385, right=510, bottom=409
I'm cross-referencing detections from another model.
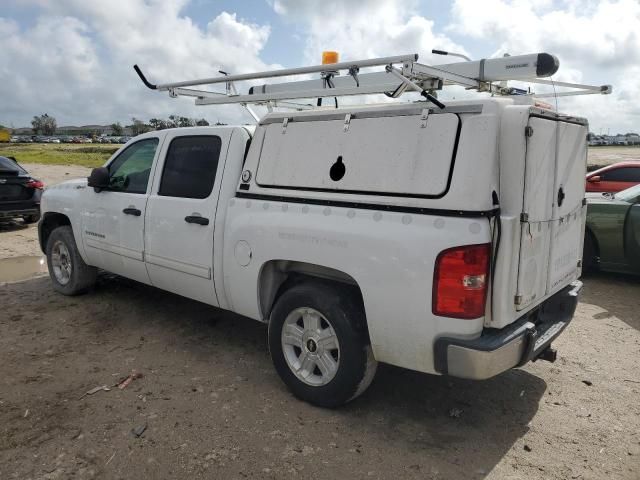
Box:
left=26, top=179, right=44, bottom=189
left=433, top=243, right=491, bottom=319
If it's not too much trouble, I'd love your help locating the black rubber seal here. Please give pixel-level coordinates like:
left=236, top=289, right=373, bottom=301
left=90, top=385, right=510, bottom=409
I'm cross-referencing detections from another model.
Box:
left=536, top=53, right=559, bottom=77
left=133, top=65, right=157, bottom=90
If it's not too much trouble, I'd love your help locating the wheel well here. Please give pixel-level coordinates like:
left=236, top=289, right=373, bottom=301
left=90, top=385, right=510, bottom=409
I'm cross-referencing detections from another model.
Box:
left=585, top=227, right=600, bottom=258
left=258, top=260, right=366, bottom=327
left=39, top=212, right=71, bottom=252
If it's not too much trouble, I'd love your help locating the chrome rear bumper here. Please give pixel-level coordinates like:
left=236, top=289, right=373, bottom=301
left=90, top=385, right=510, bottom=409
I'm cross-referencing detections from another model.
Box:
left=434, top=281, right=582, bottom=380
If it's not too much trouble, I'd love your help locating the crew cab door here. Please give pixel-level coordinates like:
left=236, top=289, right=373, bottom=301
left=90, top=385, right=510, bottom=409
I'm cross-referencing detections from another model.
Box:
left=144, top=130, right=229, bottom=306
left=81, top=137, right=161, bottom=284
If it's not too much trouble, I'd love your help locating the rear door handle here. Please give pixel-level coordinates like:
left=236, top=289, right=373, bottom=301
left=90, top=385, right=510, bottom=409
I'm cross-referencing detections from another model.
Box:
left=123, top=207, right=141, bottom=216
left=185, top=215, right=209, bottom=226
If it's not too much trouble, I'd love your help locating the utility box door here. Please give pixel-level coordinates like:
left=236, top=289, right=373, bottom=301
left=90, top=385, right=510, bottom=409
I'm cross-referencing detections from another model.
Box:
left=515, top=117, right=556, bottom=310
left=547, top=121, right=588, bottom=293
left=516, top=116, right=587, bottom=310
left=256, top=113, right=460, bottom=197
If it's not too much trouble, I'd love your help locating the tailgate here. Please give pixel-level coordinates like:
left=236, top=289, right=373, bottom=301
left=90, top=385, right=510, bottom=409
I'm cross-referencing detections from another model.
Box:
left=515, top=117, right=587, bottom=311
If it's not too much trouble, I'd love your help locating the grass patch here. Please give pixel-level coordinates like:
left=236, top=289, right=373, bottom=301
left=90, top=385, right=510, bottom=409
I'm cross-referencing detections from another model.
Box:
left=0, top=143, right=122, bottom=168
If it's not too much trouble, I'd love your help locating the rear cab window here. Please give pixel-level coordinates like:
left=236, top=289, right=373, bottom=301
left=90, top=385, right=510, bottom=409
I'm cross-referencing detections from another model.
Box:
left=159, top=136, right=222, bottom=199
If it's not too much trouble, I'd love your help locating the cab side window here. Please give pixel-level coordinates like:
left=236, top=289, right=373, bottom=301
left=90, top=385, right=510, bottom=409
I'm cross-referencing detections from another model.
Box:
left=107, top=138, right=159, bottom=194
left=159, top=136, right=222, bottom=199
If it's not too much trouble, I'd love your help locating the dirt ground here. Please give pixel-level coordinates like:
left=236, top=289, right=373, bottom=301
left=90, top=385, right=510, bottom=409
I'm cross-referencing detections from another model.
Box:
left=0, top=164, right=91, bottom=259
left=587, top=146, right=640, bottom=168
left=1, top=164, right=639, bottom=479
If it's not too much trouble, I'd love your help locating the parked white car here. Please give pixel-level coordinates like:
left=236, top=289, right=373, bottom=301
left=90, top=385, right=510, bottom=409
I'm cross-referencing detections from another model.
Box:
left=38, top=52, right=601, bottom=407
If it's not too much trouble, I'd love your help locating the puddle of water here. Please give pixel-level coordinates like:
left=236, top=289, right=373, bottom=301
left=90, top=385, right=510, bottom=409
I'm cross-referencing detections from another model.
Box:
left=0, top=256, right=48, bottom=283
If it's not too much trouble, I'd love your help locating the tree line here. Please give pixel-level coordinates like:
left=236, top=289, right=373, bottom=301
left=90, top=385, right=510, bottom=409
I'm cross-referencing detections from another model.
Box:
left=126, top=115, right=224, bottom=136
left=28, top=113, right=221, bottom=136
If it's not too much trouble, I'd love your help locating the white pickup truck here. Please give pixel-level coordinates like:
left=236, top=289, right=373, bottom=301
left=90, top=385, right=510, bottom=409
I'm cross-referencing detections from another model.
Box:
left=38, top=52, right=601, bottom=407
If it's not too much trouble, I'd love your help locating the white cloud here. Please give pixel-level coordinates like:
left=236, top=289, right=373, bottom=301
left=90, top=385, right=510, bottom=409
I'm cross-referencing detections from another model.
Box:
left=271, top=0, right=466, bottom=65
left=1, top=0, right=638, bottom=133
left=0, top=0, right=274, bottom=127
left=448, top=0, right=640, bottom=132
left=267, top=0, right=470, bottom=109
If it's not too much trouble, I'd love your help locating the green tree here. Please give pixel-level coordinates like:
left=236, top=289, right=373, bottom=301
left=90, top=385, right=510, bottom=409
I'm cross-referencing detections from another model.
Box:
left=111, top=122, right=124, bottom=136
left=31, top=114, right=57, bottom=135
left=130, top=117, right=150, bottom=136
left=31, top=116, right=42, bottom=134
left=195, top=118, right=209, bottom=126
left=177, top=116, right=195, bottom=128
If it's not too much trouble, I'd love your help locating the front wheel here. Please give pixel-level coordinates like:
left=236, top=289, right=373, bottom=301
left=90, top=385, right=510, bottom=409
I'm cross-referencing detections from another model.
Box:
left=268, top=282, right=377, bottom=408
left=46, top=226, right=97, bottom=295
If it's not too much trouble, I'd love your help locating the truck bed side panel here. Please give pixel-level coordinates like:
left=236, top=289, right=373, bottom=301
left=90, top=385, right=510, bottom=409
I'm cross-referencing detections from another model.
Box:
left=222, top=200, right=490, bottom=374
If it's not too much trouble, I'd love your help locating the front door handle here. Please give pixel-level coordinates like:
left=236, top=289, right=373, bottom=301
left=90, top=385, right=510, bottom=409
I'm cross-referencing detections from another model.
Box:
left=123, top=207, right=141, bottom=216
left=185, top=215, right=209, bottom=226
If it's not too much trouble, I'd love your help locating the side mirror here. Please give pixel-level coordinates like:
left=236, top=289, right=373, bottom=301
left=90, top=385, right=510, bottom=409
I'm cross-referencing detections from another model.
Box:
left=588, top=175, right=601, bottom=183
left=87, top=167, right=109, bottom=192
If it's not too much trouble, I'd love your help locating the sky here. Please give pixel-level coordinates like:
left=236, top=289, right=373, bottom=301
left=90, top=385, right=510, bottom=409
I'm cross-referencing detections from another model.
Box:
left=1, top=0, right=638, bottom=134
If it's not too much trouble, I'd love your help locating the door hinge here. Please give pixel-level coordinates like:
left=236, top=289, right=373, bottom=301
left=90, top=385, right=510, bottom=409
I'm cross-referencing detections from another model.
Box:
left=525, top=126, right=534, bottom=137
left=520, top=212, right=529, bottom=222
left=281, top=117, right=289, bottom=134
left=343, top=113, right=352, bottom=132
left=420, top=108, right=429, bottom=128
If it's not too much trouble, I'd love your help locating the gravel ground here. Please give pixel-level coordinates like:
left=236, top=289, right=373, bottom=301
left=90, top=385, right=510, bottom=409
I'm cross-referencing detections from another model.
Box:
left=0, top=163, right=639, bottom=479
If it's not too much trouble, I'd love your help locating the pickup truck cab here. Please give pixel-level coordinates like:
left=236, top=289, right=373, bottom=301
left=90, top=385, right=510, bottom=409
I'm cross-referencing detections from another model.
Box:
left=39, top=98, right=586, bottom=407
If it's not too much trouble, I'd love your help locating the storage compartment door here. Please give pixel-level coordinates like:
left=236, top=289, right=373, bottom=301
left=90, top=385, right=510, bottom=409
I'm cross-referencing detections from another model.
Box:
left=546, top=121, right=588, bottom=294
left=256, top=113, right=459, bottom=197
left=515, top=117, right=556, bottom=310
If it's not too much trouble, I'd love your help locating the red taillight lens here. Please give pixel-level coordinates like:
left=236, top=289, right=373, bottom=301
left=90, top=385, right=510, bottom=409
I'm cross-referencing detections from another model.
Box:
left=26, top=179, right=44, bottom=189
left=433, top=243, right=491, bottom=319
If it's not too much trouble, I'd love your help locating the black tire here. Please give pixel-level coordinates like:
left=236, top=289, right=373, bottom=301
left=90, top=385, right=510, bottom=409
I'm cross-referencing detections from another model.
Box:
left=268, top=282, right=377, bottom=408
left=23, top=214, right=40, bottom=224
left=46, top=226, right=97, bottom=295
left=582, top=232, right=597, bottom=272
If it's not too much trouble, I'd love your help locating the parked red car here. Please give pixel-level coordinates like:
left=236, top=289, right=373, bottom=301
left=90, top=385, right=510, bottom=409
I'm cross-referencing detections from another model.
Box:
left=586, top=161, right=640, bottom=193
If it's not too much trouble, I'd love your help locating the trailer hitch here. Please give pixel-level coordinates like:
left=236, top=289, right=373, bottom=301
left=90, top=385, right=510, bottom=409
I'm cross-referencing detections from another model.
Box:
left=535, top=346, right=557, bottom=363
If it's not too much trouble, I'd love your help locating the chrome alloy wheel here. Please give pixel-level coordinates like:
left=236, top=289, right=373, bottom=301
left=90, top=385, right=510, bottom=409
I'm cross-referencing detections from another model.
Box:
left=281, top=307, right=341, bottom=386
left=51, top=240, right=72, bottom=285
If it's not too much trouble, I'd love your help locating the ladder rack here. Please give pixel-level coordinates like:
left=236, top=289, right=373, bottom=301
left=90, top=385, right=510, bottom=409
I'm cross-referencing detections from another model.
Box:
left=133, top=51, right=611, bottom=116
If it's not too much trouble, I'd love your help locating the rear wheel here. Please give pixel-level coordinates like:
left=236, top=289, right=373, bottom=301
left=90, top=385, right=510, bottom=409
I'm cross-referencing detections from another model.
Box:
left=268, top=282, right=377, bottom=408
left=46, top=226, right=97, bottom=295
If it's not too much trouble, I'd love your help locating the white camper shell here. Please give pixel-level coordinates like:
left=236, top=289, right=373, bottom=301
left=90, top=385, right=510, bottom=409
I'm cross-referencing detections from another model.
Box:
left=38, top=51, right=608, bottom=407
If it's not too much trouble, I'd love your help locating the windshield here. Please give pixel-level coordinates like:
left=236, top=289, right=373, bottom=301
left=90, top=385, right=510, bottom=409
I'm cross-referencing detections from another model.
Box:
left=615, top=184, right=640, bottom=203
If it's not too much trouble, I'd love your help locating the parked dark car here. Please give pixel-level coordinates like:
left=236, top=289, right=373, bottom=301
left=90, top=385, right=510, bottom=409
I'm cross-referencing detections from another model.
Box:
left=0, top=156, right=44, bottom=223
left=583, top=184, right=640, bottom=274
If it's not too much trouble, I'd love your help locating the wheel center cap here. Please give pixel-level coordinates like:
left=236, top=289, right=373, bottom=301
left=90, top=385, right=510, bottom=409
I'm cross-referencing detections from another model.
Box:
left=306, top=339, right=317, bottom=353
